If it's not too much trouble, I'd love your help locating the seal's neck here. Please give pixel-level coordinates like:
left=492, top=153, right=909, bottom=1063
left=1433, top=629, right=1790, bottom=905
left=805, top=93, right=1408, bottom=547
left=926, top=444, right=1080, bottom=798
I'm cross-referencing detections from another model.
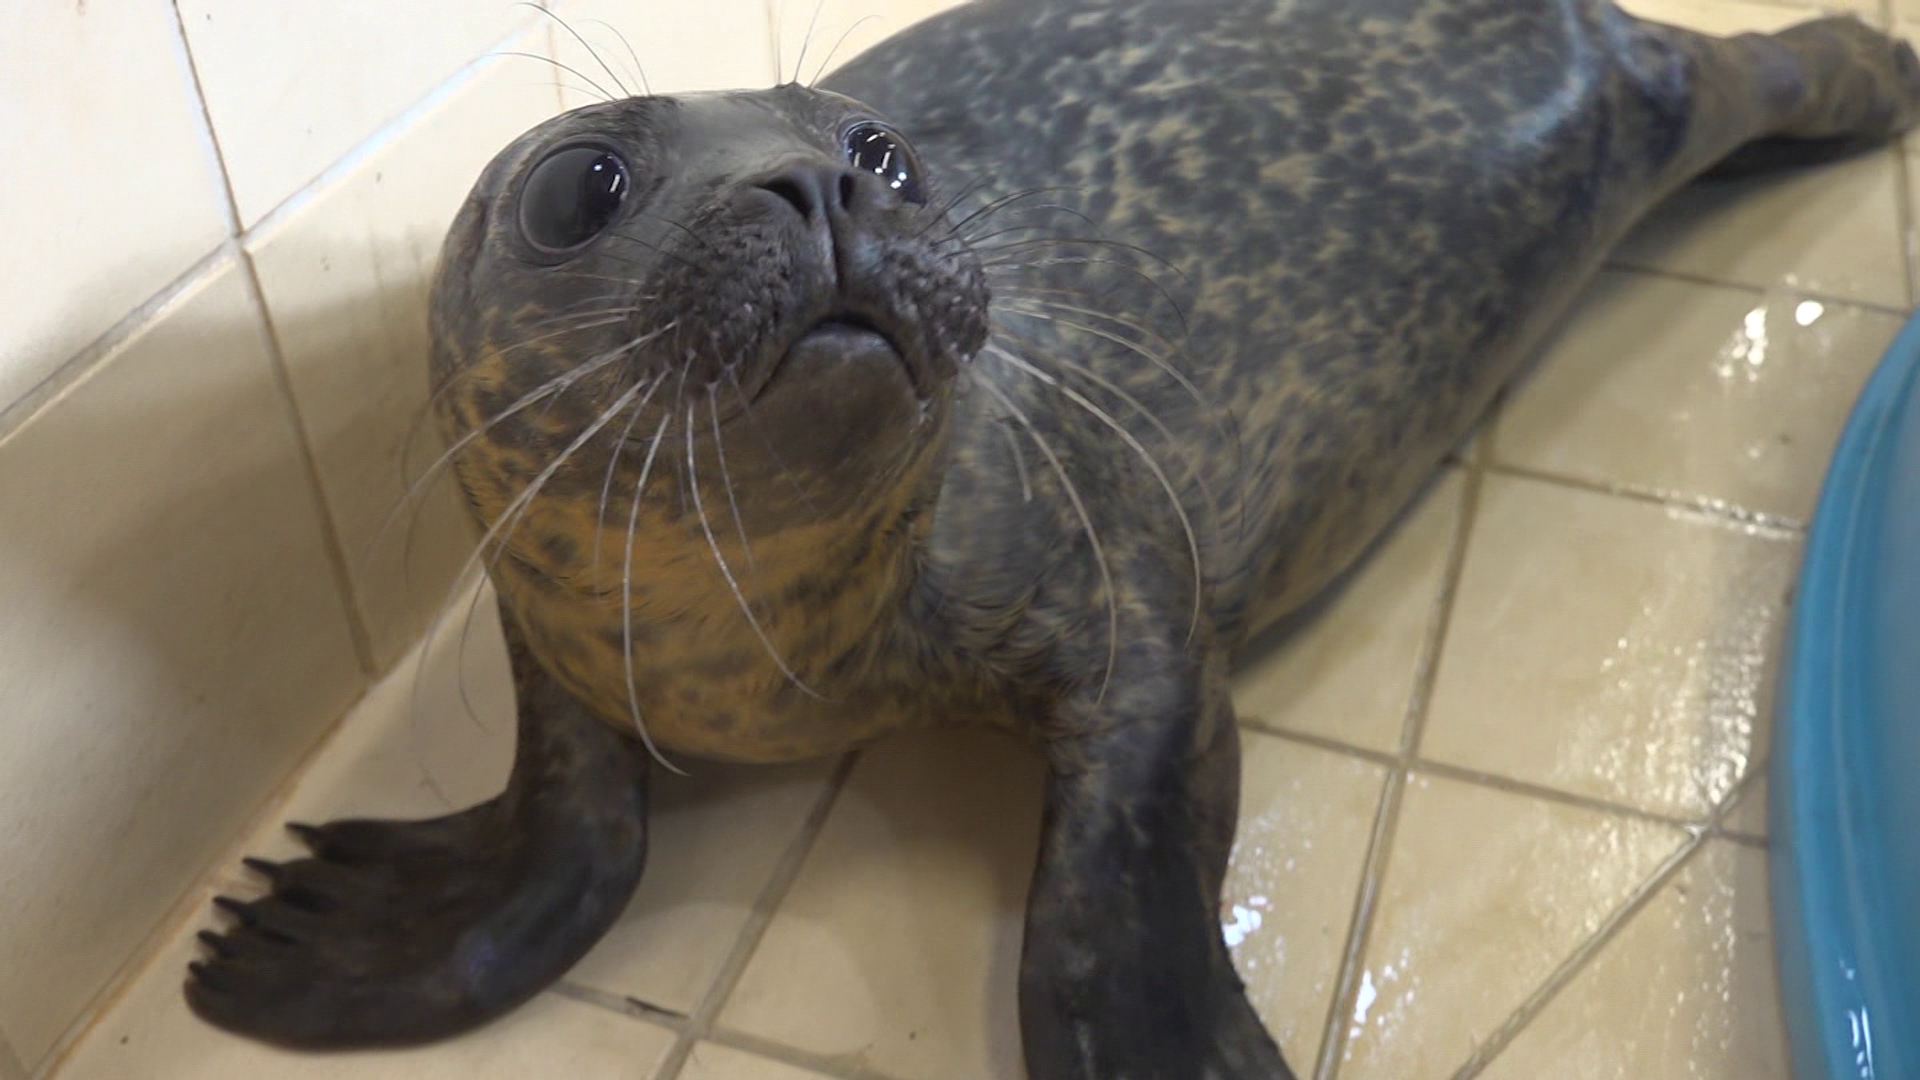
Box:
left=471, top=435, right=945, bottom=742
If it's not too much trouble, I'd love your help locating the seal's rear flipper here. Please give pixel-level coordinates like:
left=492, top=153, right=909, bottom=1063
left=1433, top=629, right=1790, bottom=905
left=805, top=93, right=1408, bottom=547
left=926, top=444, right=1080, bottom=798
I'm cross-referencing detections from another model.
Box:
left=184, top=612, right=649, bottom=1049
left=1670, top=15, right=1920, bottom=181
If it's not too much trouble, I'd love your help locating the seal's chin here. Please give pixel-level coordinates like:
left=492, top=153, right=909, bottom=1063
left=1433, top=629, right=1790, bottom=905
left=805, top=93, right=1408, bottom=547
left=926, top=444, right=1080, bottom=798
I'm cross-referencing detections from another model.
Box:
left=766, top=313, right=924, bottom=398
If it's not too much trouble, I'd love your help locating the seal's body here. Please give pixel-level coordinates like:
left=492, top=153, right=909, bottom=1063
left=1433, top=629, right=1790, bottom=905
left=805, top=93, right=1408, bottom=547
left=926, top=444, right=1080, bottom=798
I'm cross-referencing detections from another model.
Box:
left=186, top=2, right=1920, bottom=1076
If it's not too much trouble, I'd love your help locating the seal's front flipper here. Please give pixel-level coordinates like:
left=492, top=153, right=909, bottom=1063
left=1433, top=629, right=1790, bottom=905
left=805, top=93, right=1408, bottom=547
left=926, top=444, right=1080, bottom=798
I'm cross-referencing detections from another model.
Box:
left=184, top=612, right=649, bottom=1049
left=1022, top=663, right=1295, bottom=1080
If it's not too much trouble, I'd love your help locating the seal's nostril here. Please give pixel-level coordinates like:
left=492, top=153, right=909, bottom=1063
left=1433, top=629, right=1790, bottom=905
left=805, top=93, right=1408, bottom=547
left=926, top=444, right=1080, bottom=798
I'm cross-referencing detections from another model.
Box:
left=757, top=163, right=864, bottom=222
left=761, top=174, right=820, bottom=220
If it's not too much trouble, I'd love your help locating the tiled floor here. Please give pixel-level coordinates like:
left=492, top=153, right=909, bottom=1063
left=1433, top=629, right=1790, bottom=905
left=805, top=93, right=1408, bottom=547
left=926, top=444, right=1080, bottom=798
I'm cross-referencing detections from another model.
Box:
left=41, top=0, right=1918, bottom=1076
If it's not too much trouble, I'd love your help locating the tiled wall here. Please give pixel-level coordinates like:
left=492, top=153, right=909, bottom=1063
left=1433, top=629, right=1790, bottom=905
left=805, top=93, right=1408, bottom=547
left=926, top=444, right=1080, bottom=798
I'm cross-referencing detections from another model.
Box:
left=0, top=2, right=953, bottom=1074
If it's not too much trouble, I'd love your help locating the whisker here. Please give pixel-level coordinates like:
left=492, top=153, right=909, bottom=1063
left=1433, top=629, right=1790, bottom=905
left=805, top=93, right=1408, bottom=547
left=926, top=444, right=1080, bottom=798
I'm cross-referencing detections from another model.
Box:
left=495, top=51, right=615, bottom=103
left=725, top=366, right=823, bottom=518
left=989, top=343, right=1203, bottom=642
left=991, top=318, right=1225, bottom=536
left=621, top=413, right=688, bottom=775
left=994, top=301, right=1207, bottom=411
left=934, top=186, right=1079, bottom=242
left=590, top=376, right=663, bottom=594
left=379, top=323, right=676, bottom=577
left=999, top=420, right=1034, bottom=503
left=809, top=14, right=884, bottom=86
left=520, top=2, right=629, bottom=97
left=582, top=18, right=652, bottom=97
left=984, top=256, right=1194, bottom=340
left=788, top=0, right=833, bottom=86
left=708, top=388, right=755, bottom=572
left=407, top=366, right=659, bottom=771
left=686, top=401, right=826, bottom=700
left=976, top=379, right=1118, bottom=705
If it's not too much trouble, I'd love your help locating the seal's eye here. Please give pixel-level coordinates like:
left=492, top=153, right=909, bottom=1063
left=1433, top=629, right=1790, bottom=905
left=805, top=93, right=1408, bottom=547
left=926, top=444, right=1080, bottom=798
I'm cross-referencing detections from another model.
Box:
left=519, top=146, right=630, bottom=253
left=843, top=123, right=925, bottom=205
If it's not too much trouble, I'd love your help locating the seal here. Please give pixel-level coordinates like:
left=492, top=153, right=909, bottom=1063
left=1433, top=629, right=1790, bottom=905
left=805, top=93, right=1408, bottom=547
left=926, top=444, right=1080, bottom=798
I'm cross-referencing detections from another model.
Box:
left=185, top=1, right=1920, bottom=1075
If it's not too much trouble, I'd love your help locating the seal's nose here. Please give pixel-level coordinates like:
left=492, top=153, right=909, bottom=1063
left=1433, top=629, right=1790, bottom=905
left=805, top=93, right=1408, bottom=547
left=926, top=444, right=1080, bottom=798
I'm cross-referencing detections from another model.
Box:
left=755, top=162, right=883, bottom=224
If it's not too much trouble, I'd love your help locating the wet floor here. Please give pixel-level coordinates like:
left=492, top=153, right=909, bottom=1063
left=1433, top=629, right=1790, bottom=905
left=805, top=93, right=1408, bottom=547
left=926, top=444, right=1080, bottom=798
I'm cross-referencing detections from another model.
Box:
left=41, top=0, right=1920, bottom=1076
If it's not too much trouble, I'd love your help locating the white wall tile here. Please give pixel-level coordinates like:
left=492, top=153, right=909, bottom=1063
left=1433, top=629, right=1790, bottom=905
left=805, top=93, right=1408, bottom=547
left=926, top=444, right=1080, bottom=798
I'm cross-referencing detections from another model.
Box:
left=770, top=0, right=971, bottom=85
left=551, top=0, right=778, bottom=107
left=177, top=0, right=541, bottom=225
left=0, top=2, right=230, bottom=416
left=248, top=52, right=561, bottom=670
left=0, top=261, right=365, bottom=1069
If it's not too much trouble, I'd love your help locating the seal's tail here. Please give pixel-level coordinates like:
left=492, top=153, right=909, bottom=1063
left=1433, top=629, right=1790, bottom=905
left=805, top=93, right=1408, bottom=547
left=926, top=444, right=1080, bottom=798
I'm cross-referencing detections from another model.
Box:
left=1688, top=15, right=1920, bottom=179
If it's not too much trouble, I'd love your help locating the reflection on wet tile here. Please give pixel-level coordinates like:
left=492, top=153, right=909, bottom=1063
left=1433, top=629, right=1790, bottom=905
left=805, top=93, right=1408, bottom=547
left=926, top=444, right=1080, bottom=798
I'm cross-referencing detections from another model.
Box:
left=1232, top=472, right=1464, bottom=753
left=1499, top=272, right=1901, bottom=521
left=1225, top=734, right=1388, bottom=1068
left=1422, top=475, right=1800, bottom=819
left=1615, top=151, right=1905, bottom=309
left=719, top=730, right=1044, bottom=1080
left=1339, top=776, right=1687, bottom=1080
left=1477, top=841, right=1788, bottom=1080
left=680, top=1042, right=836, bottom=1079
left=567, top=760, right=836, bottom=1014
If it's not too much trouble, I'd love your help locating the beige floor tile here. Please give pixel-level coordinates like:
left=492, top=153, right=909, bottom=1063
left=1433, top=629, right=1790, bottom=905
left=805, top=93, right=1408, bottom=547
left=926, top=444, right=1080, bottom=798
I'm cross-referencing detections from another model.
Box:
left=568, top=759, right=837, bottom=1013
left=1421, top=475, right=1800, bottom=819
left=680, top=1043, right=836, bottom=1080
left=50, top=925, right=673, bottom=1080
left=1614, top=149, right=1905, bottom=309
left=1499, top=272, right=1901, bottom=521
left=1232, top=472, right=1465, bottom=753
left=1724, top=774, right=1772, bottom=838
left=719, top=729, right=1043, bottom=1080
left=1476, top=841, right=1789, bottom=1080
left=1339, top=776, right=1689, bottom=1080
left=1227, top=735, right=1389, bottom=1069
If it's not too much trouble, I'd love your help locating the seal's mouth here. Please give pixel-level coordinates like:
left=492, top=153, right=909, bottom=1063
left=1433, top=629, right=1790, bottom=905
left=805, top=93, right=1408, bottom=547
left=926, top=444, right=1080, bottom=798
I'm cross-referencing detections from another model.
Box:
left=772, top=310, right=923, bottom=395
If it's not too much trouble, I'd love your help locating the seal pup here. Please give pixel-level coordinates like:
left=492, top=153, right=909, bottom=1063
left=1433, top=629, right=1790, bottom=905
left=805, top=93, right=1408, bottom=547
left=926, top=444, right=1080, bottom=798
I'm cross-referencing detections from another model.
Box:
left=186, top=0, right=1920, bottom=1075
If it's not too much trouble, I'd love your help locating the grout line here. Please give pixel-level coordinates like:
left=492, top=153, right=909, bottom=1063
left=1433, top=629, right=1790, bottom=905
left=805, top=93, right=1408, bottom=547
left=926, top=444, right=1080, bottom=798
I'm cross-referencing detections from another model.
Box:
left=1310, top=456, right=1486, bottom=1080
left=166, top=0, right=243, bottom=238
left=701, top=1025, right=920, bottom=1080
left=1311, top=771, right=1408, bottom=1080
left=1399, top=456, right=1487, bottom=759
left=1237, top=721, right=1399, bottom=771
left=1482, top=462, right=1807, bottom=538
left=1600, top=259, right=1916, bottom=319
left=1446, top=769, right=1763, bottom=1080
left=1408, top=759, right=1700, bottom=833
left=549, top=982, right=689, bottom=1030
left=652, top=752, right=862, bottom=1080
left=1237, top=721, right=1717, bottom=837
left=0, top=245, right=237, bottom=446
left=245, top=21, right=546, bottom=243
left=235, top=251, right=380, bottom=675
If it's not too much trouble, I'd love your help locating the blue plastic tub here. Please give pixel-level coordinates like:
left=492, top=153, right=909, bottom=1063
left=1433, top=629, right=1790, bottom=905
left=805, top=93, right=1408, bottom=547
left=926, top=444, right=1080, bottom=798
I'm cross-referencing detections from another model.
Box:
left=1772, top=309, right=1920, bottom=1080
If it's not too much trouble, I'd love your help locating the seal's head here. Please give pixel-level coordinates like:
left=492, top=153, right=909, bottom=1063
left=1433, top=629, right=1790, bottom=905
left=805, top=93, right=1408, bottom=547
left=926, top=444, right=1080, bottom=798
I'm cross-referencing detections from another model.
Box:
left=426, top=86, right=990, bottom=744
